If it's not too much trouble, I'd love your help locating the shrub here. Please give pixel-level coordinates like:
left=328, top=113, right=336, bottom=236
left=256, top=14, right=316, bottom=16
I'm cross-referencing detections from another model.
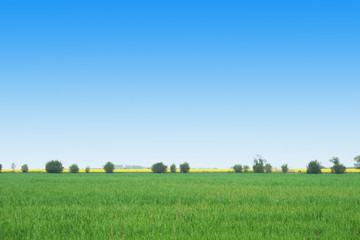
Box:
left=233, top=164, right=243, bottom=173
left=243, top=165, right=249, bottom=173
left=253, top=155, right=266, bottom=173
left=264, top=163, right=272, bottom=173
left=151, top=162, right=167, bottom=173
left=331, top=164, right=346, bottom=174
left=0, top=164, right=2, bottom=173
left=45, top=160, right=64, bottom=173
left=85, top=166, right=90, bottom=173
left=69, top=164, right=79, bottom=173
left=306, top=160, right=322, bottom=174
left=330, top=157, right=346, bottom=174
left=180, top=162, right=190, bottom=173
left=104, top=162, right=115, bottom=173
left=21, top=164, right=29, bottom=173
left=170, top=164, right=177, bottom=173
left=354, top=155, right=360, bottom=169
left=281, top=164, right=288, bottom=173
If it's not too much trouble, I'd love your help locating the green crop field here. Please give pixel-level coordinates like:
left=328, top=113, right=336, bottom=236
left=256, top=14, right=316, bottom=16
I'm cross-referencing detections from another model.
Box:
left=0, top=173, right=359, bottom=239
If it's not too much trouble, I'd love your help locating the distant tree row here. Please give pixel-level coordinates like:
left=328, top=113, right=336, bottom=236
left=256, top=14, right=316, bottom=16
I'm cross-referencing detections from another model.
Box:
left=1, top=155, right=359, bottom=174
left=38, top=161, right=191, bottom=174
left=152, top=162, right=190, bottom=173
left=0, top=163, right=28, bottom=173
left=233, top=155, right=352, bottom=174
left=233, top=155, right=275, bottom=173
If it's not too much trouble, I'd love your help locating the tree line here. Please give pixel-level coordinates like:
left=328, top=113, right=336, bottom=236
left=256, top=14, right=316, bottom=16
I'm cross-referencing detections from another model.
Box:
left=1, top=155, right=360, bottom=174
left=233, top=155, right=354, bottom=174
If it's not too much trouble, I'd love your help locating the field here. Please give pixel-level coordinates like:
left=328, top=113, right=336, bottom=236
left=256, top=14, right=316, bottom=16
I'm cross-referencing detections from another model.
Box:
left=0, top=173, right=359, bottom=239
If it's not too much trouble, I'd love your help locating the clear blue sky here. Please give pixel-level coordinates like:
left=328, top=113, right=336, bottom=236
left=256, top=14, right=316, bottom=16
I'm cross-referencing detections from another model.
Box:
left=1, top=0, right=359, bottom=169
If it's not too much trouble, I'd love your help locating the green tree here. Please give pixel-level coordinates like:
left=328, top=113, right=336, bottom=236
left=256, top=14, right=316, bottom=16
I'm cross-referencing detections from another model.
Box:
left=21, top=164, right=29, bottom=173
left=233, top=164, right=243, bottom=173
left=0, top=164, right=2, bottom=173
left=243, top=165, right=249, bottom=173
left=45, top=160, right=64, bottom=173
left=281, top=164, right=288, bottom=173
left=104, top=162, right=115, bottom=173
left=151, top=162, right=167, bottom=173
left=264, top=163, right=272, bottom=173
left=69, top=164, right=79, bottom=173
left=253, top=155, right=266, bottom=173
left=330, top=157, right=346, bottom=174
left=354, top=155, right=360, bottom=169
left=170, top=164, right=177, bottom=173
left=180, top=162, right=190, bottom=173
left=306, top=160, right=322, bottom=174
left=85, top=166, right=90, bottom=173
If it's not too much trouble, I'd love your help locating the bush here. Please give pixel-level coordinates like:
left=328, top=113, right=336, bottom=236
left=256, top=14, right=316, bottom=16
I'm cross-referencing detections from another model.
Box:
left=331, top=164, right=346, bottom=174
left=253, top=155, right=266, bottom=173
left=45, top=160, right=64, bottom=173
left=85, top=166, right=90, bottom=173
left=180, top=162, right=190, bottom=173
left=243, top=165, right=249, bottom=173
left=69, top=164, right=79, bottom=173
left=233, top=164, right=243, bottom=173
left=151, top=162, right=167, bottom=173
left=265, top=163, right=272, bottom=173
left=330, top=157, right=346, bottom=174
left=306, top=160, right=322, bottom=174
left=104, top=162, right=115, bottom=173
left=21, top=164, right=29, bottom=173
left=281, top=164, right=288, bottom=173
left=170, top=164, right=177, bottom=173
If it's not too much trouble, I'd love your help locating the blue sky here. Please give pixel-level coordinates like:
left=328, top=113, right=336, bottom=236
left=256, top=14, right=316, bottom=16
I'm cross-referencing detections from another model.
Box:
left=1, top=0, right=359, bottom=169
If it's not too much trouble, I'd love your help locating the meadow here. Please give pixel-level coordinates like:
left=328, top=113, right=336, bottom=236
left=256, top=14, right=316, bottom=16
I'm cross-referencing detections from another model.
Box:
left=0, top=173, right=359, bottom=239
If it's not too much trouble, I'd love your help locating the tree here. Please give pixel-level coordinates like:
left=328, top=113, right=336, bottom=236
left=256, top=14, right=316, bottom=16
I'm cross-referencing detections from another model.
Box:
left=264, top=163, right=272, bottom=173
left=104, top=162, right=115, bottom=173
left=0, top=164, right=2, bottom=173
left=281, top=164, right=288, bottom=173
left=233, top=164, right=243, bottom=173
left=354, top=155, right=360, bottom=169
left=306, top=160, right=322, bottom=174
left=151, top=162, right=167, bottom=173
left=21, top=164, right=29, bottom=173
left=170, top=164, right=177, bottom=173
left=329, top=156, right=340, bottom=165
left=11, top=163, right=16, bottom=172
left=180, top=162, right=190, bottom=173
left=45, top=160, right=64, bottom=173
left=329, top=157, right=346, bottom=174
left=85, top=166, right=90, bottom=173
left=253, top=155, right=266, bottom=173
left=69, top=164, right=79, bottom=173
left=243, top=165, right=249, bottom=173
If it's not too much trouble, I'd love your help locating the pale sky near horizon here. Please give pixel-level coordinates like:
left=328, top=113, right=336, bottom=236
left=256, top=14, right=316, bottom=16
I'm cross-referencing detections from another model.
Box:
left=1, top=1, right=359, bottom=169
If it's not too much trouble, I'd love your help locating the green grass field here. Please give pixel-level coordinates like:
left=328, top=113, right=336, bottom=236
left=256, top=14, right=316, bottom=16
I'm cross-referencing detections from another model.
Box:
left=0, top=173, right=359, bottom=239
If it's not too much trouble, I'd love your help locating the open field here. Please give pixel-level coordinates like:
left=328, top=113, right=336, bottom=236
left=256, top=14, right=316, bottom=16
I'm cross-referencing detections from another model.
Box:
left=0, top=173, right=359, bottom=239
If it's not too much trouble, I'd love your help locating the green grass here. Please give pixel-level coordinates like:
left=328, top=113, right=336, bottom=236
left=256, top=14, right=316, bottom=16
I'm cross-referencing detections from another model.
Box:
left=0, top=173, right=359, bottom=239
